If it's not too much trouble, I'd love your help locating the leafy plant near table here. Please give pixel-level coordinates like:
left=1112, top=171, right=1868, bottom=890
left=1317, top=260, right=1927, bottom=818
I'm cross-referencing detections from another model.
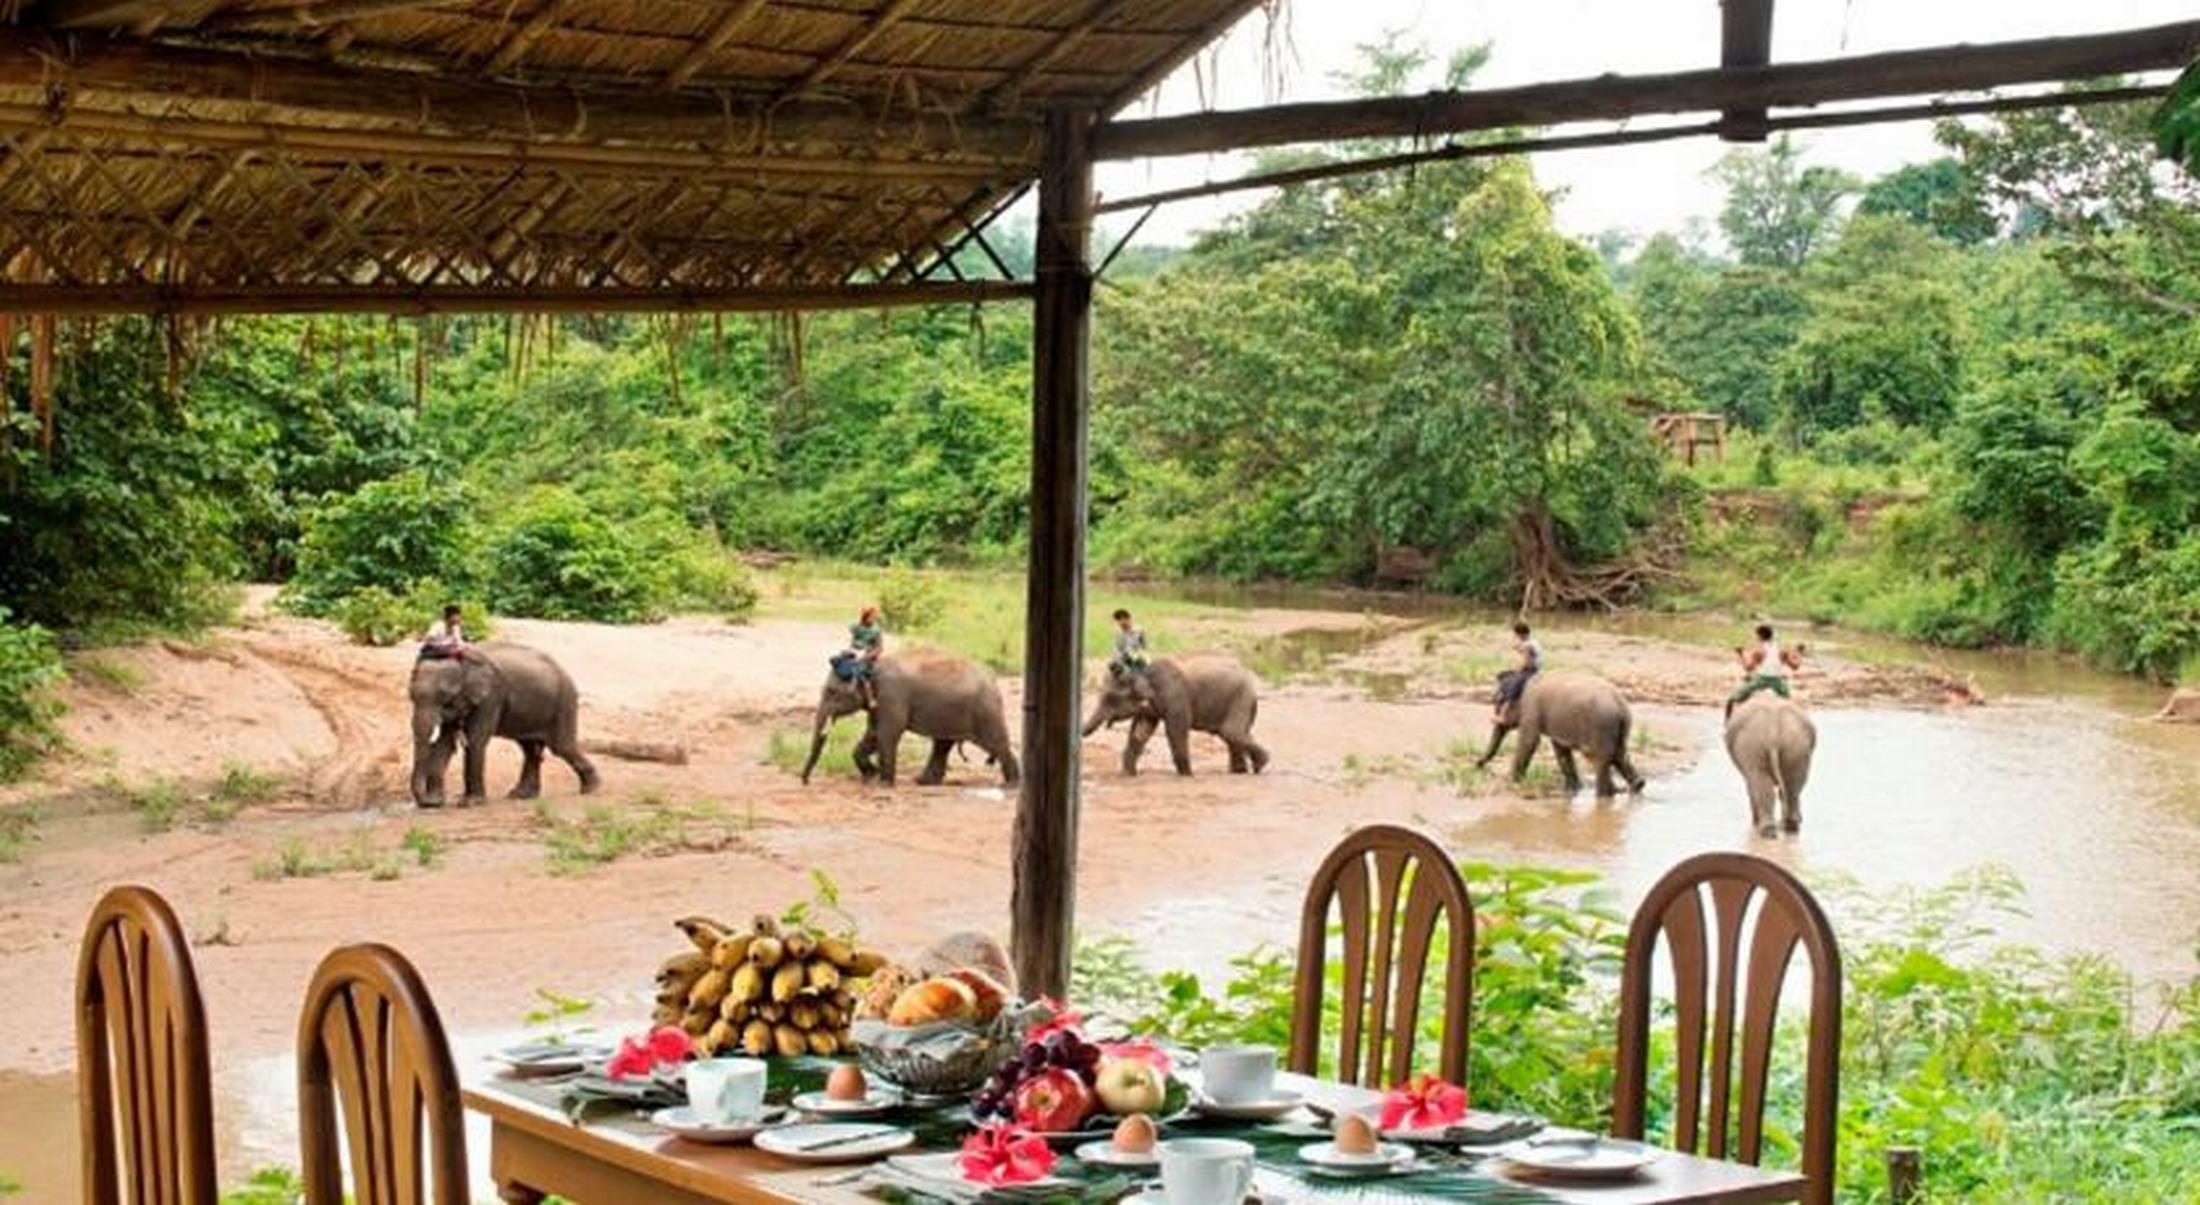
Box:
left=1078, top=861, right=2200, bottom=1203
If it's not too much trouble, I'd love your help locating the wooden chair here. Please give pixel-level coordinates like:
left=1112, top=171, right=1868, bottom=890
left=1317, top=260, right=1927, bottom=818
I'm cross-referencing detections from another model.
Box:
left=297, top=943, right=469, bottom=1205
left=1613, top=852, right=1842, bottom=1205
left=76, top=885, right=220, bottom=1205
left=1289, top=824, right=1474, bottom=1088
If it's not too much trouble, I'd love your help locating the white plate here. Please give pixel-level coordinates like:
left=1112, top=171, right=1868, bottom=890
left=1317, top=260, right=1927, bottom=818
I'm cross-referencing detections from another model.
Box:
left=1502, top=1136, right=1662, bottom=1180
left=492, top=1041, right=607, bottom=1077
left=1386, top=1112, right=1544, bottom=1145
left=1192, top=1090, right=1305, bottom=1122
left=647, top=1105, right=786, bottom=1144
left=791, top=1089, right=902, bottom=1117
left=1121, top=1192, right=1285, bottom=1204
left=754, top=1123, right=916, bottom=1164
left=888, top=1152, right=1072, bottom=1191
left=1299, top=1140, right=1414, bottom=1172
left=1073, top=1139, right=1160, bottom=1169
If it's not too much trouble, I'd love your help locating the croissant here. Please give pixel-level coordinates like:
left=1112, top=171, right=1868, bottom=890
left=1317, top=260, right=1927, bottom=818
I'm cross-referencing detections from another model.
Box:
left=945, top=966, right=1010, bottom=1022
left=887, top=977, right=979, bottom=1027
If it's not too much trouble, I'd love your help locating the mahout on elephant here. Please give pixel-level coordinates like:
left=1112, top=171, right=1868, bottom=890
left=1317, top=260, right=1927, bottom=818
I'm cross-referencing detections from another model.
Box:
left=801, top=653, right=1019, bottom=787
left=409, top=641, right=599, bottom=807
left=1476, top=668, right=1645, bottom=797
left=1082, top=653, right=1266, bottom=776
left=1725, top=692, right=1816, bottom=836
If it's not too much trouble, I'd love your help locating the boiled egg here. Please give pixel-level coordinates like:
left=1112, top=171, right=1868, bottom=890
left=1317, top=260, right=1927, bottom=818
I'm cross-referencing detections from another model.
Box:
left=826, top=1063, right=868, bottom=1102
left=1335, top=1113, right=1380, bottom=1156
left=1113, top=1113, right=1158, bottom=1154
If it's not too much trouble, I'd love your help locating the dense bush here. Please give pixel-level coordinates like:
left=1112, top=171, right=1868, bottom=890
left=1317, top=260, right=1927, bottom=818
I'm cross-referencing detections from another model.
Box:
left=480, top=486, right=666, bottom=623
left=285, top=469, right=475, bottom=615
left=331, top=582, right=493, bottom=648
left=0, top=607, right=65, bottom=781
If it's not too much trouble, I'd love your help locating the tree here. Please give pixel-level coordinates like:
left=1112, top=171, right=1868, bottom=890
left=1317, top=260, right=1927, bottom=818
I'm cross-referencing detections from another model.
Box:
left=1626, top=235, right=1806, bottom=428
left=1857, top=158, right=1995, bottom=245
left=1709, top=135, right=1858, bottom=268
left=1774, top=216, right=1966, bottom=435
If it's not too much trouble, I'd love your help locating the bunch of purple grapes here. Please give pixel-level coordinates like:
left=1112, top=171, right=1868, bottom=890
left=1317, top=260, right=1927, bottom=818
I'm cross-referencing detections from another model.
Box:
left=970, top=1030, right=1104, bottom=1120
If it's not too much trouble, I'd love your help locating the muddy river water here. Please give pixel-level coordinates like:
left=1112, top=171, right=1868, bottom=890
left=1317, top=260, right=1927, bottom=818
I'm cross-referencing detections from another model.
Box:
left=2, top=595, right=2196, bottom=1198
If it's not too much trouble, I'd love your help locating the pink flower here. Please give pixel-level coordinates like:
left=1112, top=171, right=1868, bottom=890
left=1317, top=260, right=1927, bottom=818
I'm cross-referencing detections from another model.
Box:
left=605, top=1026, right=696, bottom=1080
left=1024, top=998, right=1086, bottom=1043
left=957, top=1124, right=1058, bottom=1186
left=1098, top=1038, right=1173, bottom=1075
left=1379, top=1073, right=1468, bottom=1132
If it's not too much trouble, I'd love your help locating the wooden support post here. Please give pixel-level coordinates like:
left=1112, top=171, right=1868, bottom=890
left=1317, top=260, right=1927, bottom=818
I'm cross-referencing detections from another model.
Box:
left=1886, top=1147, right=1921, bottom=1204
left=1012, top=109, right=1094, bottom=1000
left=1719, top=0, right=1775, bottom=140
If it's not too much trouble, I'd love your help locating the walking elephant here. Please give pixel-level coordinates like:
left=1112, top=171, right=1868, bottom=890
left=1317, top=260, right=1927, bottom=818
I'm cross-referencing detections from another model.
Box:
left=1726, top=693, right=1816, bottom=836
left=1081, top=653, right=1267, bottom=776
left=409, top=642, right=599, bottom=807
left=1476, top=669, right=1645, bottom=797
left=800, top=654, right=1019, bottom=787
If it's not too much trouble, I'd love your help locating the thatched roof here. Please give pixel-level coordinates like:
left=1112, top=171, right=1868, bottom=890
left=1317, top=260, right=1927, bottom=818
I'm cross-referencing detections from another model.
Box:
left=0, top=0, right=1270, bottom=311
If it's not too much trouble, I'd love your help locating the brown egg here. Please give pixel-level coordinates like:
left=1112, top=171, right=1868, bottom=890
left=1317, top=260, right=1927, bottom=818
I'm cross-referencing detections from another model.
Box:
left=826, top=1063, right=868, bottom=1102
left=1335, top=1113, right=1380, bottom=1156
left=1113, top=1113, right=1158, bottom=1154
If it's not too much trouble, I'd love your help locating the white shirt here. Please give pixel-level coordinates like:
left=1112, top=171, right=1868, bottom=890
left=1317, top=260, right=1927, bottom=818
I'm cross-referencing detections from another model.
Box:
left=1755, top=639, right=1788, bottom=680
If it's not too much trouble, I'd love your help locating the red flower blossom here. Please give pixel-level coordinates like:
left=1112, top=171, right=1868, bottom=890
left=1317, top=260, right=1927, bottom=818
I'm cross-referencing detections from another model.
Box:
left=957, top=1124, right=1058, bottom=1186
left=605, top=1026, right=697, bottom=1080
left=1379, top=1073, right=1467, bottom=1132
left=1097, top=1038, right=1173, bottom=1075
left=1024, top=998, right=1086, bottom=1043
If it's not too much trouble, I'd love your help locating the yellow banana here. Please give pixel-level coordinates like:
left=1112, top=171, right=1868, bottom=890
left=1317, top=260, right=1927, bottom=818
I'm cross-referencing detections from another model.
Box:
left=710, top=933, right=755, bottom=970
left=750, top=913, right=781, bottom=938
left=758, top=1001, right=784, bottom=1023
left=657, top=951, right=709, bottom=986
left=675, top=916, right=733, bottom=954
left=770, top=961, right=806, bottom=1003
left=806, top=961, right=842, bottom=992
left=720, top=996, right=751, bottom=1023
left=706, top=1018, right=736, bottom=1056
left=729, top=963, right=765, bottom=1004
left=784, top=931, right=816, bottom=961
left=748, top=936, right=785, bottom=969
left=773, top=1024, right=806, bottom=1058
left=742, top=1019, right=773, bottom=1056
left=790, top=999, right=820, bottom=1030
left=652, top=1002, right=682, bottom=1027
left=682, top=1007, right=714, bottom=1037
left=849, top=949, right=888, bottom=976
left=815, top=936, right=857, bottom=970
left=806, top=1029, right=839, bottom=1056
left=687, top=967, right=730, bottom=1010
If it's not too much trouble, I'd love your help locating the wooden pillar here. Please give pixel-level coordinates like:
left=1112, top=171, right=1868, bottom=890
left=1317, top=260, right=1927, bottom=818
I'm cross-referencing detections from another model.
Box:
left=1885, top=1147, right=1921, bottom=1204
left=1011, top=109, right=1095, bottom=999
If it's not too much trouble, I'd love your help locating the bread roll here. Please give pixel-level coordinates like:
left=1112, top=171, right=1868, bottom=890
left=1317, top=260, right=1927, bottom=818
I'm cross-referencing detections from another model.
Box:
left=856, top=965, right=915, bottom=1021
left=887, top=977, right=978, bottom=1027
left=945, top=967, right=1010, bottom=1022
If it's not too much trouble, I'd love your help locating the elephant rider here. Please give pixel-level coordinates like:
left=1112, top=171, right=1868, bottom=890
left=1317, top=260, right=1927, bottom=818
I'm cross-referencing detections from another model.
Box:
left=418, top=604, right=470, bottom=662
left=1727, top=623, right=1804, bottom=716
left=1109, top=608, right=1149, bottom=678
left=841, top=606, right=885, bottom=709
left=1492, top=620, right=1542, bottom=719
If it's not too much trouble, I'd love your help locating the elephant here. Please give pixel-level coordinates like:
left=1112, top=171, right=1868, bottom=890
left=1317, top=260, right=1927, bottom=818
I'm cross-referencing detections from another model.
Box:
left=1081, top=653, right=1267, bottom=776
left=1476, top=669, right=1645, bottom=796
left=800, top=654, right=1019, bottom=787
left=1725, top=693, right=1816, bottom=837
left=409, top=642, right=599, bottom=808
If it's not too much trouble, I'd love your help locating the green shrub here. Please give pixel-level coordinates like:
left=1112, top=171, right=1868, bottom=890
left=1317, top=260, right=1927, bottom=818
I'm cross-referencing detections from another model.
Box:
left=482, top=487, right=666, bottom=623
left=331, top=580, right=492, bottom=647
left=876, top=566, right=947, bottom=632
left=0, top=610, right=66, bottom=782
left=664, top=547, right=760, bottom=620
left=285, top=469, right=476, bottom=615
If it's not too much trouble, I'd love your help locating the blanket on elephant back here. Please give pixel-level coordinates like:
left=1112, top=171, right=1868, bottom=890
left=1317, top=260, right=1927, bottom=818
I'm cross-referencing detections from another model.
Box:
left=831, top=651, right=868, bottom=680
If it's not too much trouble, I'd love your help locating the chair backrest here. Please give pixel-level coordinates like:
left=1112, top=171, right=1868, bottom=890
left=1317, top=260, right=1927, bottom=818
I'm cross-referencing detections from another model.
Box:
left=76, top=885, right=220, bottom=1205
left=1289, top=824, right=1474, bottom=1088
left=297, top=943, right=469, bottom=1205
left=1612, top=852, right=1841, bottom=1205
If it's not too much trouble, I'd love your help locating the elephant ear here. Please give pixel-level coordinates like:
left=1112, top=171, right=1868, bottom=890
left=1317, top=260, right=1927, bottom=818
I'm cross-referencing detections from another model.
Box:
left=461, top=657, right=502, bottom=707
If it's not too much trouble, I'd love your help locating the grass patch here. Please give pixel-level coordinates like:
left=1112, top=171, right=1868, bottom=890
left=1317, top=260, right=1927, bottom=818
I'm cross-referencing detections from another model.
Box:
left=765, top=726, right=944, bottom=782
left=401, top=825, right=444, bottom=868
left=71, top=654, right=147, bottom=694
left=211, top=761, right=282, bottom=806
left=251, top=830, right=408, bottom=882
left=0, top=807, right=39, bottom=863
left=218, top=1167, right=303, bottom=1205
left=537, top=800, right=743, bottom=874
left=109, top=775, right=188, bottom=832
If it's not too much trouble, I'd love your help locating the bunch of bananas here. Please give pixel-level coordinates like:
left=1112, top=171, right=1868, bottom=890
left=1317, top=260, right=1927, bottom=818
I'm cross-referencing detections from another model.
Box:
left=654, top=913, right=889, bottom=1058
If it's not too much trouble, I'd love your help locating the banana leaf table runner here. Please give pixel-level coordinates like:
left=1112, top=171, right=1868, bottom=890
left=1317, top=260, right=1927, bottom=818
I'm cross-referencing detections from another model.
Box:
left=522, top=1058, right=1560, bottom=1204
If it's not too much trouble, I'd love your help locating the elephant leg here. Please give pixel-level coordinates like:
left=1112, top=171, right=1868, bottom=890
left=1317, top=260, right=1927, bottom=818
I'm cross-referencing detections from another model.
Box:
left=1476, top=724, right=1511, bottom=769
left=918, top=738, right=953, bottom=786
left=1122, top=715, right=1157, bottom=776
left=418, top=731, right=458, bottom=807
left=461, top=732, right=491, bottom=806
left=1508, top=725, right=1543, bottom=783
left=1551, top=744, right=1584, bottom=793
left=1748, top=766, right=1778, bottom=836
left=1166, top=714, right=1193, bottom=776
left=1781, top=755, right=1809, bottom=833
left=1227, top=744, right=1247, bottom=773
left=852, top=727, right=880, bottom=780
left=1221, top=712, right=1269, bottom=774
left=551, top=739, right=600, bottom=795
left=1613, top=750, right=1647, bottom=794
left=876, top=724, right=900, bottom=786
left=995, top=741, right=1021, bottom=786
left=1593, top=754, right=1619, bottom=798
left=510, top=740, right=545, bottom=800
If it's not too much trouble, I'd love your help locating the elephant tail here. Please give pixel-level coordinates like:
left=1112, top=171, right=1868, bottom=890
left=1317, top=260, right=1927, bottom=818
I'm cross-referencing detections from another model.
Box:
left=1765, top=743, right=1789, bottom=805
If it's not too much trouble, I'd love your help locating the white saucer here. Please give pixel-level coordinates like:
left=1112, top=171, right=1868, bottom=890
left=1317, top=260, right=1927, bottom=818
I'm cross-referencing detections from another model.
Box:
left=1073, top=1139, right=1160, bottom=1169
left=1501, top=1136, right=1662, bottom=1180
left=1122, top=1192, right=1284, bottom=1204
left=493, top=1041, right=607, bottom=1077
left=1298, top=1140, right=1414, bottom=1173
left=791, top=1089, right=901, bottom=1117
left=648, top=1105, right=786, bottom=1143
left=754, top=1123, right=916, bottom=1164
left=1192, top=1089, right=1306, bottom=1122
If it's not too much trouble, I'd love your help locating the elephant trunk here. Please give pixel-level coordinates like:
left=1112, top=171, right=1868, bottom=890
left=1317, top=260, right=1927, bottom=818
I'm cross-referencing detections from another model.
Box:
left=1081, top=705, right=1107, bottom=737
left=1476, top=721, right=1510, bottom=769
left=410, top=710, right=440, bottom=803
left=800, top=706, right=832, bottom=784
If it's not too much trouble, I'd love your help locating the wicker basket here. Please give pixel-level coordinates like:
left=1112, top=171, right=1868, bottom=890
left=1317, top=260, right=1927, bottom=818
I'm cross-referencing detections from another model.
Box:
left=853, top=1029, right=1013, bottom=1098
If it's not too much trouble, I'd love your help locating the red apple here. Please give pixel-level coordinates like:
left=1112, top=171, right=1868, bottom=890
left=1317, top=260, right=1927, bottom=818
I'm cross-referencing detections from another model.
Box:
left=1012, top=1068, right=1096, bottom=1132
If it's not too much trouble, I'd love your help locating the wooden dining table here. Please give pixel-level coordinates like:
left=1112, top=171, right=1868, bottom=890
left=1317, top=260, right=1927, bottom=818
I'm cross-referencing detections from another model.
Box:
left=465, top=1066, right=1806, bottom=1205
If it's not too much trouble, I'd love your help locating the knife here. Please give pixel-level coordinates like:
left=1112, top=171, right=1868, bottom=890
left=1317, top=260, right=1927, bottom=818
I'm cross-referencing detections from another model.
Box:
left=792, top=1126, right=904, bottom=1153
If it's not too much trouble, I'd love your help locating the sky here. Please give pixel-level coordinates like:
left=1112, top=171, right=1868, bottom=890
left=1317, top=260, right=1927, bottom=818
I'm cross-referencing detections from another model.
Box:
left=1090, top=0, right=2192, bottom=250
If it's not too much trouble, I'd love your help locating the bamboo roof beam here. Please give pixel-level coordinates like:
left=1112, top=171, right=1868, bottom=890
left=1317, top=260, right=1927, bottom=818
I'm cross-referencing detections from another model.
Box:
left=983, top=0, right=1140, bottom=113
left=781, top=0, right=919, bottom=97
left=481, top=0, right=582, bottom=75
left=1101, top=0, right=1269, bottom=113
left=661, top=0, right=772, bottom=91
left=1719, top=0, right=1775, bottom=140
left=0, top=30, right=1042, bottom=162
left=204, top=0, right=462, bottom=35
left=1095, top=19, right=2200, bottom=159
left=37, top=0, right=179, bottom=28
left=0, top=278, right=1035, bottom=315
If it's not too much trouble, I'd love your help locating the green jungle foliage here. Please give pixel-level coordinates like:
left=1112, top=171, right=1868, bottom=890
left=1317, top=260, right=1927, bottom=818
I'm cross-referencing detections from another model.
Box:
left=1075, top=863, right=2200, bottom=1204
left=0, top=607, right=64, bottom=781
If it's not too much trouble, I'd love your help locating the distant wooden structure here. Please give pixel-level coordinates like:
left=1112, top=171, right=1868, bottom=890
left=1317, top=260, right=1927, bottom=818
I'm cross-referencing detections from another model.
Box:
left=1651, top=412, right=1730, bottom=465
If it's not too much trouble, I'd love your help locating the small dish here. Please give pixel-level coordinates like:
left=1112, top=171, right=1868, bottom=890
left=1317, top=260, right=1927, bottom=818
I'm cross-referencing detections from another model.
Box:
left=492, top=1041, right=607, bottom=1077
left=1387, top=1112, right=1544, bottom=1146
left=1299, top=1140, right=1414, bottom=1174
left=1073, top=1139, right=1160, bottom=1169
left=1501, top=1135, right=1662, bottom=1180
left=1120, top=1192, right=1284, bottom=1204
left=791, top=1089, right=901, bottom=1118
left=1192, top=1090, right=1306, bottom=1122
left=647, top=1105, right=786, bottom=1144
left=754, top=1123, right=916, bottom=1164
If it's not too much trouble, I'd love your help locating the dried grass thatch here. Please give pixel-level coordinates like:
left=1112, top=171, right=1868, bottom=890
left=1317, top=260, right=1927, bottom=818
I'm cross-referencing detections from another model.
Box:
left=0, top=0, right=1275, bottom=310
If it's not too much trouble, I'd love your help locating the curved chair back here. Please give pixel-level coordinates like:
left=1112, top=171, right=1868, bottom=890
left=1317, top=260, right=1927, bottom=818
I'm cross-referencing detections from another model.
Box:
left=297, top=943, right=469, bottom=1205
left=76, top=885, right=219, bottom=1205
left=1289, top=824, right=1474, bottom=1087
left=1613, top=852, right=1842, bottom=1205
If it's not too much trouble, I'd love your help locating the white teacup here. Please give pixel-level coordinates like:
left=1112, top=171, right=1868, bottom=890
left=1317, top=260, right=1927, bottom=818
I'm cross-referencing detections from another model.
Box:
left=1158, top=1137, right=1255, bottom=1205
left=1199, top=1045, right=1276, bottom=1105
left=684, top=1056, right=767, bottom=1123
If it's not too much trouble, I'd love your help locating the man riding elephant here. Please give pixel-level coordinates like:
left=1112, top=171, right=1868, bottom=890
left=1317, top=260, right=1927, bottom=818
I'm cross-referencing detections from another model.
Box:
left=801, top=653, right=1019, bottom=788
left=1726, top=692, right=1816, bottom=837
left=1082, top=652, right=1267, bottom=776
left=409, top=642, right=599, bottom=807
left=1476, top=668, right=1645, bottom=797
